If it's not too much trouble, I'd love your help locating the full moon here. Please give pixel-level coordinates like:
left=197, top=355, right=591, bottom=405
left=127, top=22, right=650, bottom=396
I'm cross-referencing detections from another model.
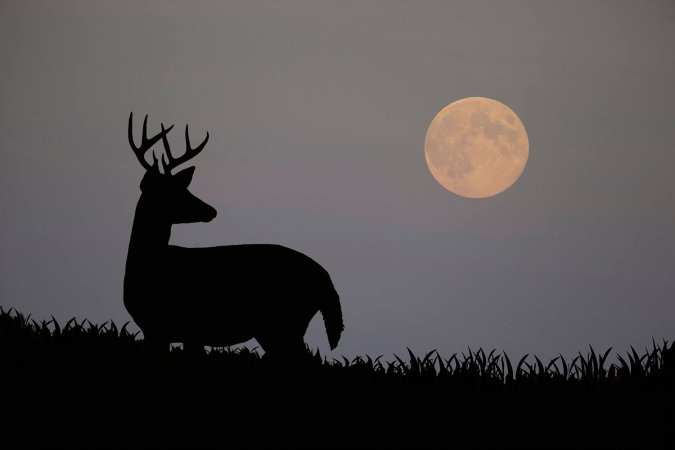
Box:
left=424, top=97, right=529, bottom=198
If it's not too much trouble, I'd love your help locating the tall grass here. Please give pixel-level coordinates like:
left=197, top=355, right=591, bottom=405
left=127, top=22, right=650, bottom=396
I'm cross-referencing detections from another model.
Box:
left=2, top=306, right=674, bottom=448
left=2, top=306, right=673, bottom=389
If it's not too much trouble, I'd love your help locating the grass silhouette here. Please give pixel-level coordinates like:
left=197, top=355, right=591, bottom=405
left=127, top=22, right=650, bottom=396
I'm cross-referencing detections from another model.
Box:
left=2, top=306, right=673, bottom=448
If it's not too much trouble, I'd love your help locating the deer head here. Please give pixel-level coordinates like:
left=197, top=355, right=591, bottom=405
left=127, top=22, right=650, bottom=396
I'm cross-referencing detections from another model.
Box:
left=128, top=112, right=217, bottom=224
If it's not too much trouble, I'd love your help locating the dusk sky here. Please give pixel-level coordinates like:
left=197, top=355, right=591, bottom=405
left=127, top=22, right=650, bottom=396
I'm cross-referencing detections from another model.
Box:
left=2, top=1, right=675, bottom=359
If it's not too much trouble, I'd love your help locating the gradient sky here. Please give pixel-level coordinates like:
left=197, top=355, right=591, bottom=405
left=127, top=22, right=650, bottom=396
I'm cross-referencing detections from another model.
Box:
left=2, top=1, right=675, bottom=359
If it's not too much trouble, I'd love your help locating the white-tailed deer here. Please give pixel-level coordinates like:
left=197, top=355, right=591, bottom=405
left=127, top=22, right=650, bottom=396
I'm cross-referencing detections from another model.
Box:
left=124, top=113, right=344, bottom=356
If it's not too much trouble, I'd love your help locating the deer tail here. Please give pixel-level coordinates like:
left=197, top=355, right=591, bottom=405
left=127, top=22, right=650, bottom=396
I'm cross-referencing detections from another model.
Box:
left=320, top=283, right=344, bottom=351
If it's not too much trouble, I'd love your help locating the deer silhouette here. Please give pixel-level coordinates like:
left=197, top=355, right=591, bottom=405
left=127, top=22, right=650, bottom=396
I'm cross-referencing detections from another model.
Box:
left=124, top=113, right=344, bottom=357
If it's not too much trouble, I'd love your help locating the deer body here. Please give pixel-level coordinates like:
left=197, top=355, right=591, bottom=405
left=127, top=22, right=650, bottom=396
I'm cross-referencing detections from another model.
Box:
left=124, top=113, right=343, bottom=355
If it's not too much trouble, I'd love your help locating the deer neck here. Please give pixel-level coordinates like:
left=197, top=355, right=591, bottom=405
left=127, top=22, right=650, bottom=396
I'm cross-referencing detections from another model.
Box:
left=127, top=196, right=172, bottom=264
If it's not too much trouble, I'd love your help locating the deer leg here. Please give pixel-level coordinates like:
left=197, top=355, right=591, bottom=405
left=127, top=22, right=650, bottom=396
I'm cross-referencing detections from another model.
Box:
left=257, top=333, right=309, bottom=363
left=143, top=332, right=169, bottom=354
left=183, top=342, right=205, bottom=355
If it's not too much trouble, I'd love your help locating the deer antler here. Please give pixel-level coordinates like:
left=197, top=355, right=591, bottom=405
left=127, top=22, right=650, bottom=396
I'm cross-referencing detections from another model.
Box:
left=128, top=112, right=174, bottom=172
left=159, top=122, right=210, bottom=175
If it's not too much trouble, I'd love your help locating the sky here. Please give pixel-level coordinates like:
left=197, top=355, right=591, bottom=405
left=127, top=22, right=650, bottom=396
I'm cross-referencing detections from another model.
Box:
left=2, top=0, right=675, bottom=359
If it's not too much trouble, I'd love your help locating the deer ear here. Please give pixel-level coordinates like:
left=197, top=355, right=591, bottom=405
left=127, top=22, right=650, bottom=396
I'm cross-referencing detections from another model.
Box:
left=174, top=166, right=196, bottom=188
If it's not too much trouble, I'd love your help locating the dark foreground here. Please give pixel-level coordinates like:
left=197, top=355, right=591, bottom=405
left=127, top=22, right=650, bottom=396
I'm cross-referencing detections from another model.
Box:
left=2, top=308, right=674, bottom=449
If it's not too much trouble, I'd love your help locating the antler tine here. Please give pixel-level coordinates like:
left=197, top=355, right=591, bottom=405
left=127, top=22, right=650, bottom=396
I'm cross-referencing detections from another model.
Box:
left=159, top=122, right=176, bottom=174
left=128, top=112, right=173, bottom=172
left=160, top=123, right=174, bottom=158
left=186, top=124, right=210, bottom=155
left=141, top=114, right=148, bottom=145
left=162, top=123, right=210, bottom=173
